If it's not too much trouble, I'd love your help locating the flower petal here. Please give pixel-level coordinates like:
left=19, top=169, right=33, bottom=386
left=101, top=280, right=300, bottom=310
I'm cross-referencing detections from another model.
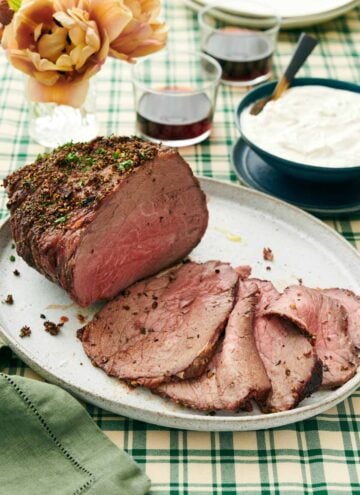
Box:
left=70, top=43, right=95, bottom=69
left=37, top=26, right=67, bottom=62
left=33, top=69, right=60, bottom=85
left=85, top=21, right=100, bottom=51
left=33, top=22, right=43, bottom=42
left=109, top=0, right=166, bottom=61
left=27, top=76, right=90, bottom=107
left=125, top=0, right=161, bottom=21
left=56, top=53, right=75, bottom=70
left=28, top=50, right=59, bottom=70
left=5, top=48, right=38, bottom=76
left=14, top=0, right=55, bottom=49
left=69, top=23, right=86, bottom=45
left=1, top=20, right=17, bottom=48
left=89, top=0, right=132, bottom=42
left=110, top=18, right=167, bottom=61
left=53, top=11, right=76, bottom=29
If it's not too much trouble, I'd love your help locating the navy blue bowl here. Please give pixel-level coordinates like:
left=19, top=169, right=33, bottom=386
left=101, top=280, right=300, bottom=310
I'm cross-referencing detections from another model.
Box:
left=235, top=77, right=360, bottom=182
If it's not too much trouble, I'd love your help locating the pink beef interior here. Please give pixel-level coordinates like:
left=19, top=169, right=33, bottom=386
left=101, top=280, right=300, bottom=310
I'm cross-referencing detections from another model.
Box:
left=323, top=288, right=360, bottom=349
left=157, top=281, right=271, bottom=411
left=247, top=280, right=322, bottom=412
left=265, top=285, right=358, bottom=388
left=72, top=154, right=208, bottom=306
left=80, top=261, right=238, bottom=386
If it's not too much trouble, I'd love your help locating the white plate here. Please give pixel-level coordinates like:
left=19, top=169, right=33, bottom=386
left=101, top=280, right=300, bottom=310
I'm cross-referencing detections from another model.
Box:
left=1, top=179, right=360, bottom=431
left=184, top=0, right=359, bottom=28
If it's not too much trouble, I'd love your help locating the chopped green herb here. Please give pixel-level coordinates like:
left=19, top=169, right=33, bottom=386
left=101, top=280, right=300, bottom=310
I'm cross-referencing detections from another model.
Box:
left=54, top=215, right=68, bottom=224
left=11, top=243, right=15, bottom=249
left=81, top=165, right=91, bottom=173
left=78, top=179, right=85, bottom=187
left=84, top=156, right=95, bottom=165
left=9, top=255, right=15, bottom=262
left=36, top=152, right=49, bottom=162
left=112, top=152, right=120, bottom=160
left=117, top=159, right=133, bottom=172
left=96, top=148, right=106, bottom=155
left=58, top=141, right=73, bottom=150
left=65, top=152, right=80, bottom=163
left=138, top=150, right=146, bottom=159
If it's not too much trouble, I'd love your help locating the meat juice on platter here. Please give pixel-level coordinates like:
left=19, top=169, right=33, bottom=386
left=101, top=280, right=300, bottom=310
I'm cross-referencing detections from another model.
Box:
left=204, top=29, right=273, bottom=83
left=136, top=89, right=213, bottom=143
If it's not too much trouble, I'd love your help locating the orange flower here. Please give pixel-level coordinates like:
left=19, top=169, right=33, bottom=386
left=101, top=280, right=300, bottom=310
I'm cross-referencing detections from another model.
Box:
left=1, top=0, right=167, bottom=106
left=110, top=0, right=167, bottom=61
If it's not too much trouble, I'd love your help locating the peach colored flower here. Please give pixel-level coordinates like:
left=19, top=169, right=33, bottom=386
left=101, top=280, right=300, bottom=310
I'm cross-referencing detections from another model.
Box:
left=1, top=0, right=167, bottom=106
left=109, top=0, right=167, bottom=61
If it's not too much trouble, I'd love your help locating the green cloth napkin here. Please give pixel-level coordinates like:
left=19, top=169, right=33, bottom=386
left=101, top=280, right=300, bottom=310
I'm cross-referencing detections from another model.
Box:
left=0, top=340, right=150, bottom=495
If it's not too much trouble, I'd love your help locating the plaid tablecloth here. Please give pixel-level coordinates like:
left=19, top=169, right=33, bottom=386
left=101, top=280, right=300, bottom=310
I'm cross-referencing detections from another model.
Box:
left=1, top=1, right=360, bottom=493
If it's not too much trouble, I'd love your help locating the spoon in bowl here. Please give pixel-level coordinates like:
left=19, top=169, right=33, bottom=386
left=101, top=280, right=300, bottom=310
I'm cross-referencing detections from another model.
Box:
left=250, top=32, right=318, bottom=116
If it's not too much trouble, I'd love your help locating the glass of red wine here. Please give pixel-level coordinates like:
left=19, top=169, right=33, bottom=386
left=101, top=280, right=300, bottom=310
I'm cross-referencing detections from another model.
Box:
left=131, top=51, right=222, bottom=147
left=199, top=0, right=281, bottom=87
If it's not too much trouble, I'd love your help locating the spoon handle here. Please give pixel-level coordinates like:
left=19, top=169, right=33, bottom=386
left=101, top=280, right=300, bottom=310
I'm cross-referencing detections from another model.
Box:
left=250, top=32, right=318, bottom=114
left=272, top=33, right=318, bottom=101
left=284, top=32, right=318, bottom=82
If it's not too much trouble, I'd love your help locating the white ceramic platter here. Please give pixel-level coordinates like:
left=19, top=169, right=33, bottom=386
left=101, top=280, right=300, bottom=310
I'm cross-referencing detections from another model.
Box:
left=1, top=178, right=360, bottom=431
left=184, top=0, right=359, bottom=28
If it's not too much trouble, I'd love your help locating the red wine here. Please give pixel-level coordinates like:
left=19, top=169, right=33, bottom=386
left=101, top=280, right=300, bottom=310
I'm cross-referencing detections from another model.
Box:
left=136, top=90, right=213, bottom=142
left=204, top=30, right=273, bottom=83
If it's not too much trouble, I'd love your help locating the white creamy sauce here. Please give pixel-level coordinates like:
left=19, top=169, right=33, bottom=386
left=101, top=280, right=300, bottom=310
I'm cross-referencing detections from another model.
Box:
left=240, top=85, right=360, bottom=167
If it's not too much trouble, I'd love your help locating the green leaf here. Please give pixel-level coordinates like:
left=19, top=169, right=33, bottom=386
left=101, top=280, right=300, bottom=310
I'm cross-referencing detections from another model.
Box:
left=8, top=0, right=21, bottom=12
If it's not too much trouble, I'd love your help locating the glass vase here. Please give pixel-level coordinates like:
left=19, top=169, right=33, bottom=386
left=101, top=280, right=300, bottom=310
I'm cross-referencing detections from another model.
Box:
left=27, top=79, right=99, bottom=149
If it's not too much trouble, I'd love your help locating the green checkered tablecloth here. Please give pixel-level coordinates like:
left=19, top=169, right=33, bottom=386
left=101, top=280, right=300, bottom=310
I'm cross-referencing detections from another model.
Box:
left=1, top=0, right=360, bottom=493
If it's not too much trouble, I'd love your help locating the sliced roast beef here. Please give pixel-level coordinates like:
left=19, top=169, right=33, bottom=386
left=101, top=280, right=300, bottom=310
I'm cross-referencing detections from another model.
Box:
left=79, top=261, right=238, bottom=388
left=4, top=136, right=208, bottom=307
left=156, top=281, right=271, bottom=411
left=265, top=286, right=358, bottom=388
left=323, top=288, right=360, bottom=349
left=234, top=265, right=252, bottom=280
left=245, top=280, right=322, bottom=412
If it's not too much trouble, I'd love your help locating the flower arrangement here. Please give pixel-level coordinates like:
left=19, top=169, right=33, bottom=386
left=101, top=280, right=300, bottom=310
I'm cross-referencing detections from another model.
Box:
left=0, top=0, right=167, bottom=107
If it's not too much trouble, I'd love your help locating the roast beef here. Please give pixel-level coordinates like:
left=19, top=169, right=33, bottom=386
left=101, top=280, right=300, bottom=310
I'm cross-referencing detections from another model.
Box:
left=246, top=280, right=322, bottom=412
left=265, top=286, right=358, bottom=388
left=78, top=261, right=238, bottom=388
left=156, top=281, right=271, bottom=411
left=4, top=136, right=208, bottom=307
left=323, top=288, right=360, bottom=349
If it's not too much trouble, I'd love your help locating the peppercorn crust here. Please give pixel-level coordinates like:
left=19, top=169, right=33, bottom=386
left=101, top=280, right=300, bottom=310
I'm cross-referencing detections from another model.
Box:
left=4, top=136, right=159, bottom=228
left=3, top=136, right=160, bottom=270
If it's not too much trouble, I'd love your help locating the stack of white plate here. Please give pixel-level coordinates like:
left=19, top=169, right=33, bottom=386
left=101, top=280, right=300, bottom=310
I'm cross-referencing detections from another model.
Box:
left=183, top=0, right=359, bottom=28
